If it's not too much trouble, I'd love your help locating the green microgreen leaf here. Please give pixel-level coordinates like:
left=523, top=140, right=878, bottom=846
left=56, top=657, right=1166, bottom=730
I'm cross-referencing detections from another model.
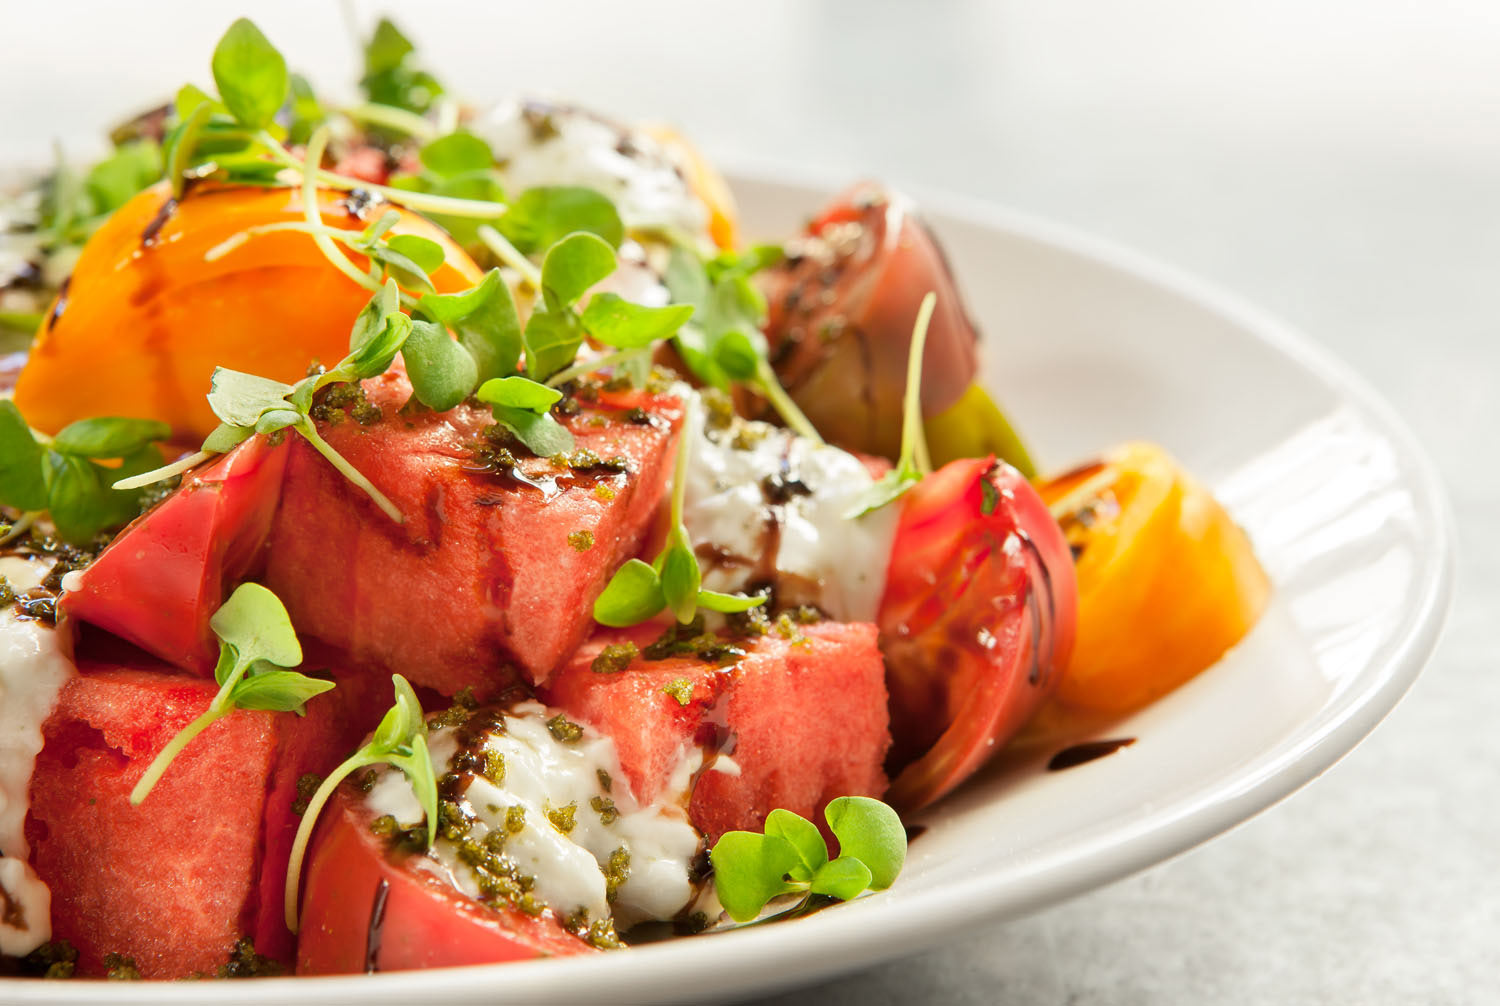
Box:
left=420, top=269, right=523, bottom=383
left=209, top=580, right=303, bottom=669
left=809, top=857, right=874, bottom=901
left=498, top=186, right=624, bottom=253
left=697, top=589, right=768, bottom=614
left=764, top=808, right=829, bottom=882
left=364, top=17, right=414, bottom=76
left=489, top=405, right=576, bottom=457
left=208, top=369, right=296, bottom=428
left=709, top=831, right=802, bottom=923
left=44, top=453, right=111, bottom=545
left=52, top=417, right=172, bottom=458
left=132, top=584, right=325, bottom=807
left=83, top=141, right=162, bottom=215
left=230, top=668, right=336, bottom=713
left=658, top=532, right=701, bottom=624
left=0, top=402, right=48, bottom=511
left=418, top=131, right=494, bottom=176
left=286, top=73, right=325, bottom=146
left=361, top=18, right=443, bottom=115
left=403, top=320, right=479, bottom=411
left=581, top=294, right=694, bottom=349
left=286, top=674, right=436, bottom=932
left=202, top=422, right=254, bottom=454
left=824, top=796, right=907, bottom=890
left=844, top=291, right=937, bottom=519
left=365, top=242, right=435, bottom=294
left=710, top=796, right=907, bottom=924
left=540, top=231, right=617, bottom=310
left=211, top=18, right=289, bottom=130
left=474, top=375, right=562, bottom=414
left=522, top=308, right=585, bottom=383
left=592, top=559, right=666, bottom=627
left=386, top=233, right=446, bottom=274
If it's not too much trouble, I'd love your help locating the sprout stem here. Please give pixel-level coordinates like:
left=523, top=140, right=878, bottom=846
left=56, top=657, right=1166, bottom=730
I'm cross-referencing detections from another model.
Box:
left=297, top=419, right=404, bottom=523
left=544, top=348, right=640, bottom=388
left=754, top=359, right=823, bottom=446
left=339, top=102, right=438, bottom=141
left=284, top=751, right=374, bottom=932
left=477, top=224, right=542, bottom=290
left=300, top=128, right=382, bottom=294
left=112, top=450, right=212, bottom=491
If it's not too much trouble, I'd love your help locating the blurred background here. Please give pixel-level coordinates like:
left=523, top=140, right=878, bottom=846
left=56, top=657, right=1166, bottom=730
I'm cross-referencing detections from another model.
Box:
left=4, top=2, right=1494, bottom=1001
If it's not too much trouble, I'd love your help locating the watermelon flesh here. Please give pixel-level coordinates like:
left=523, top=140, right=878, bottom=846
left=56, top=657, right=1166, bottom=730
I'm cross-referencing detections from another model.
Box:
left=261, top=371, right=683, bottom=696
left=543, top=620, right=890, bottom=842
left=25, top=659, right=380, bottom=977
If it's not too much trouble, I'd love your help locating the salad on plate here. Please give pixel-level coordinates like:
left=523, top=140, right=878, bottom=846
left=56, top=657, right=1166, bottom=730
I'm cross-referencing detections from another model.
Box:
left=0, top=17, right=1269, bottom=981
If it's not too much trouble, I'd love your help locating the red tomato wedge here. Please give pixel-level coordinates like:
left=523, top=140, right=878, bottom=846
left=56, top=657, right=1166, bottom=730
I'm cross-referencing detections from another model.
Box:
left=296, top=790, right=593, bottom=974
left=877, top=457, right=1078, bottom=811
left=61, top=435, right=289, bottom=675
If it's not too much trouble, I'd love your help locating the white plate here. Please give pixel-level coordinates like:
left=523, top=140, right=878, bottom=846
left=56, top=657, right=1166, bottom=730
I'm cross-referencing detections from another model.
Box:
left=5, top=175, right=1454, bottom=1005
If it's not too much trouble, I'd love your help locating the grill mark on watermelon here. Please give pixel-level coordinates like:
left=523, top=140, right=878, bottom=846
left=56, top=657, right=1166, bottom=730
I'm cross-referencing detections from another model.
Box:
left=364, top=879, right=390, bottom=973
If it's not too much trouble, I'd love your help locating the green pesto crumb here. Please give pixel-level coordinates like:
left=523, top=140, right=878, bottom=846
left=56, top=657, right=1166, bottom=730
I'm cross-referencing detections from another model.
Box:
left=546, top=714, right=584, bottom=743
left=662, top=678, right=695, bottom=706
left=292, top=773, right=322, bottom=816
left=547, top=802, right=578, bottom=834
left=506, top=804, right=527, bottom=834
left=217, top=938, right=283, bottom=978
left=591, top=641, right=639, bottom=674
left=590, top=794, right=619, bottom=825
left=569, top=529, right=595, bottom=552
left=483, top=749, right=506, bottom=785
left=103, top=953, right=140, bottom=981
left=596, top=768, right=613, bottom=793
left=369, top=814, right=398, bottom=837
left=594, top=484, right=617, bottom=502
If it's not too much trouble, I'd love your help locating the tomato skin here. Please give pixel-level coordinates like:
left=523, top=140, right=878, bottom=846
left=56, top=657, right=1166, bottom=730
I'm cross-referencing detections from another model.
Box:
left=296, top=790, right=593, bottom=974
left=61, top=435, right=288, bottom=674
left=757, top=182, right=980, bottom=460
left=878, top=457, right=1078, bottom=812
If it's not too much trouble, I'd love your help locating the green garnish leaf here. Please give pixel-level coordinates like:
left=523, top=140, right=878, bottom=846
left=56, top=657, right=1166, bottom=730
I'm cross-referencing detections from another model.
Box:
left=361, top=18, right=443, bottom=115
left=83, top=141, right=162, bottom=216
left=230, top=669, right=336, bottom=714
left=210, top=579, right=303, bottom=669
left=420, top=269, right=523, bottom=383
left=202, top=422, right=254, bottom=454
left=364, top=17, right=414, bottom=76
left=710, top=797, right=907, bottom=923
left=286, top=674, right=437, bottom=932
left=132, top=584, right=327, bottom=806
left=697, top=589, right=768, bottom=614
left=386, top=233, right=446, bottom=275
left=286, top=73, right=325, bottom=146
left=709, top=831, right=802, bottom=923
left=490, top=405, right=576, bottom=457
left=211, top=18, right=289, bottom=130
left=208, top=369, right=296, bottom=428
left=346, top=280, right=412, bottom=378
left=52, top=417, right=173, bottom=459
left=0, top=402, right=48, bottom=511
left=658, top=534, right=701, bottom=624
left=764, top=808, right=829, bottom=882
left=499, top=186, right=624, bottom=253
left=522, top=308, right=584, bottom=383
left=809, top=857, right=874, bottom=901
left=592, top=559, right=666, bottom=627
left=475, top=375, right=562, bottom=414
left=44, top=453, right=111, bottom=545
left=404, top=320, right=479, bottom=411
left=824, top=796, right=906, bottom=890
left=255, top=409, right=302, bottom=435
left=581, top=294, right=694, bottom=349
left=418, top=131, right=494, bottom=176
left=540, top=231, right=616, bottom=310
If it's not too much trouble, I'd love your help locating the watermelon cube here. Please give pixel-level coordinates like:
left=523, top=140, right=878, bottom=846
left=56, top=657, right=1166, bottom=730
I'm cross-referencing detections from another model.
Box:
left=261, top=371, right=683, bottom=696
left=543, top=620, right=890, bottom=841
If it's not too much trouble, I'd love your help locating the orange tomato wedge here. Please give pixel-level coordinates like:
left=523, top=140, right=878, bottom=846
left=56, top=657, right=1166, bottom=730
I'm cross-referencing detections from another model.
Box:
left=1035, top=442, right=1270, bottom=714
left=15, top=181, right=482, bottom=440
left=641, top=123, right=739, bottom=249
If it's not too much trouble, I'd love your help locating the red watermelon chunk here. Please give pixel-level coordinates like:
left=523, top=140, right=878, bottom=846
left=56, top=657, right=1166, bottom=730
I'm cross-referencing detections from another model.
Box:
left=61, top=436, right=289, bottom=675
left=261, top=371, right=683, bottom=696
left=25, top=660, right=380, bottom=977
left=543, top=620, right=890, bottom=841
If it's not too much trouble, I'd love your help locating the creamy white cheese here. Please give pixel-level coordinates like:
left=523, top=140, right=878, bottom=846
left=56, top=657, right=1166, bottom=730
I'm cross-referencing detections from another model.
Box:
left=0, top=555, right=75, bottom=956
left=367, top=700, right=703, bottom=934
left=473, top=98, right=711, bottom=240
left=679, top=401, right=900, bottom=623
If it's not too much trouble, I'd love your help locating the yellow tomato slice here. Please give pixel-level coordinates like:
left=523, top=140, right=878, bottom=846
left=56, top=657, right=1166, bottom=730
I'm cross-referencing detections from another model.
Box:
left=1036, top=441, right=1270, bottom=713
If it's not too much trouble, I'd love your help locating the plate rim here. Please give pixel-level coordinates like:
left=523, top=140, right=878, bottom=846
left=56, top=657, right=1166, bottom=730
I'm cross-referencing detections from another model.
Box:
left=1, top=169, right=1456, bottom=1004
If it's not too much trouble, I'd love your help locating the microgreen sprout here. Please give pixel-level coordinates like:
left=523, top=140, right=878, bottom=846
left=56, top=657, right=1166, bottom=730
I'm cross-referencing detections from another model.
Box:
left=284, top=674, right=438, bottom=932
left=710, top=796, right=907, bottom=922
left=594, top=411, right=765, bottom=627
left=844, top=291, right=938, bottom=518
left=130, top=583, right=334, bottom=806
left=0, top=402, right=170, bottom=546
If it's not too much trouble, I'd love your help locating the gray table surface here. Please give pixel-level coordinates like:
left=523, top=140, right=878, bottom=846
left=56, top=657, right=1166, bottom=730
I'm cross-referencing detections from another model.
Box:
left=5, top=2, right=1494, bottom=1002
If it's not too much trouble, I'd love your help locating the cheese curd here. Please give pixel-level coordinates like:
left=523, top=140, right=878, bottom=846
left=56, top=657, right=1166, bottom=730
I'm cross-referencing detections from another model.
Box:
left=0, top=555, right=74, bottom=956
left=366, top=700, right=703, bottom=935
